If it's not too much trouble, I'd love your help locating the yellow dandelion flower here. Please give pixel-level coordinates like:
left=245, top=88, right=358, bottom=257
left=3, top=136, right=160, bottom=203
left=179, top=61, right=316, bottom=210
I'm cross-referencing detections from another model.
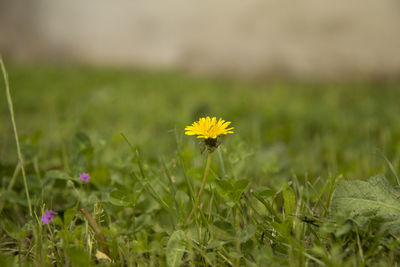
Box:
left=185, top=116, right=234, bottom=139
left=184, top=117, right=234, bottom=224
left=185, top=116, right=234, bottom=153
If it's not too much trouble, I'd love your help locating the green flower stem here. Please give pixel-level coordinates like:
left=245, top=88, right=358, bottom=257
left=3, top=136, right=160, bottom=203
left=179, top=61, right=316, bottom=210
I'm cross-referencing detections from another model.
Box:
left=185, top=152, right=212, bottom=226
left=1, top=57, right=33, bottom=217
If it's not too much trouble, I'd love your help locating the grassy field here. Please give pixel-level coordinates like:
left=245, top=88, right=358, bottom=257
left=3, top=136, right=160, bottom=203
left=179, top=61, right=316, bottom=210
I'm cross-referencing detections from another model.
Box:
left=1, top=62, right=400, bottom=266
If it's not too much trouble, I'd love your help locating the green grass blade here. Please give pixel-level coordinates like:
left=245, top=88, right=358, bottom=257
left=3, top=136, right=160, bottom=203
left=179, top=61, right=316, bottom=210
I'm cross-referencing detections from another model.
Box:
left=0, top=56, right=32, bottom=217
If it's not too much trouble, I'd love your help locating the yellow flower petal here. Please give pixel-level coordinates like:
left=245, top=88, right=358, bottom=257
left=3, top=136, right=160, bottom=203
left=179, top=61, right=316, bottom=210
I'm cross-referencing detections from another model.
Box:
left=185, top=116, right=234, bottom=139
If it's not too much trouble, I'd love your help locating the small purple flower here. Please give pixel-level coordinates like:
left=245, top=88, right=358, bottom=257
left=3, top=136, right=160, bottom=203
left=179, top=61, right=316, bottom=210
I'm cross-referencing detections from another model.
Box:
left=79, top=172, right=90, bottom=183
left=41, top=210, right=55, bottom=224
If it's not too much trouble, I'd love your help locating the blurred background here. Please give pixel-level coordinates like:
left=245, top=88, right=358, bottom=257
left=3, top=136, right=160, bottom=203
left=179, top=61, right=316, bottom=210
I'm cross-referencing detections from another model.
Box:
left=1, top=0, right=400, bottom=183
left=1, top=0, right=400, bottom=79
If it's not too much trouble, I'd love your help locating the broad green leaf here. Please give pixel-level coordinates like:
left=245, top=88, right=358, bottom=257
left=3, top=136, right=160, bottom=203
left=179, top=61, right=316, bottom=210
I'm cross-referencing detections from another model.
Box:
left=215, top=179, right=233, bottom=193
left=108, top=189, right=134, bottom=207
left=166, top=230, right=186, bottom=267
left=282, top=183, right=295, bottom=217
left=331, top=175, right=400, bottom=234
left=255, top=186, right=275, bottom=198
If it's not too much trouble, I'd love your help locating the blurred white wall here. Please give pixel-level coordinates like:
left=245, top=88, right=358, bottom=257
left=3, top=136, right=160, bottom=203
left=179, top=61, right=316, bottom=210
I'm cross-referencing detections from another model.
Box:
left=1, top=0, right=400, bottom=79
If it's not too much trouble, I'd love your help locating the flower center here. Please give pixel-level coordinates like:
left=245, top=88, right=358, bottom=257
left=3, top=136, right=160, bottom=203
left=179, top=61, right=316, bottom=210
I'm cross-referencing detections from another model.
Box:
left=205, top=138, right=218, bottom=147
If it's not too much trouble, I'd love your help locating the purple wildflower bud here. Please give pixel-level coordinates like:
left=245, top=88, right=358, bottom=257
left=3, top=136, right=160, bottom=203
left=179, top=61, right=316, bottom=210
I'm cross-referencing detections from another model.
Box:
left=41, top=210, right=55, bottom=224
left=79, top=172, right=90, bottom=183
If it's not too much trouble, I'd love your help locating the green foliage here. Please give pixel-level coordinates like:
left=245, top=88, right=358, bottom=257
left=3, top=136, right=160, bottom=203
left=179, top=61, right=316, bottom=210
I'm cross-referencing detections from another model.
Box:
left=331, top=175, right=400, bottom=234
left=1, top=63, right=400, bottom=265
left=215, top=178, right=249, bottom=206
left=282, top=183, right=295, bottom=218
left=67, top=247, right=91, bottom=266
left=108, top=189, right=136, bottom=207
left=166, top=230, right=186, bottom=267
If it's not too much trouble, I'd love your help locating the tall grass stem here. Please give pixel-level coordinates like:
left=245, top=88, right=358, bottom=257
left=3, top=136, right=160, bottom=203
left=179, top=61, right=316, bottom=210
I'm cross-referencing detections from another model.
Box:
left=0, top=57, right=33, bottom=216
